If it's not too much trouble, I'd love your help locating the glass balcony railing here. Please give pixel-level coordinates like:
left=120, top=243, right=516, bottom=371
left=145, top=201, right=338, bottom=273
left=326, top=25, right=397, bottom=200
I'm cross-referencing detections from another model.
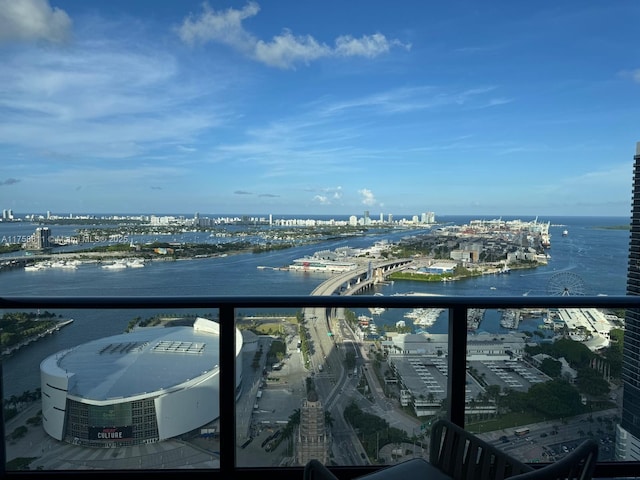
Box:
left=1, top=294, right=640, bottom=479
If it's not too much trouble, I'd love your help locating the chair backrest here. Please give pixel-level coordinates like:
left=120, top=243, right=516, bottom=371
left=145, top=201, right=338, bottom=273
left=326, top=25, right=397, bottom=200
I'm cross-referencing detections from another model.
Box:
left=429, top=419, right=598, bottom=480
left=429, top=419, right=534, bottom=480
left=508, top=438, right=598, bottom=480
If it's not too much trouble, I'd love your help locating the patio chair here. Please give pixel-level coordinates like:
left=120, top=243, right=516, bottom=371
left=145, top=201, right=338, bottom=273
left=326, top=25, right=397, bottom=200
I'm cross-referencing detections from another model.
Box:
left=304, top=418, right=598, bottom=480
left=428, top=419, right=598, bottom=480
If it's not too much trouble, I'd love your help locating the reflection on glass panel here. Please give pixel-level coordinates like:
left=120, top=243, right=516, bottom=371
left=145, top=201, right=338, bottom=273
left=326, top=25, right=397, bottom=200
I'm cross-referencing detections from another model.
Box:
left=235, top=307, right=446, bottom=467
left=2, top=309, right=220, bottom=470
left=464, top=308, right=622, bottom=463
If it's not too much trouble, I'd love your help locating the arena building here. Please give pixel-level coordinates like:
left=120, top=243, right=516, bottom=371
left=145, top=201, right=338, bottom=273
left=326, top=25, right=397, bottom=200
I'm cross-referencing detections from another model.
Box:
left=40, top=317, right=242, bottom=447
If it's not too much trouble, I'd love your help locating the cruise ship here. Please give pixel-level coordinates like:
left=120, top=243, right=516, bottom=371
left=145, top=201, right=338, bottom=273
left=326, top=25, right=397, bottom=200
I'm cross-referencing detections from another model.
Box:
left=540, top=221, right=551, bottom=248
left=289, top=257, right=357, bottom=273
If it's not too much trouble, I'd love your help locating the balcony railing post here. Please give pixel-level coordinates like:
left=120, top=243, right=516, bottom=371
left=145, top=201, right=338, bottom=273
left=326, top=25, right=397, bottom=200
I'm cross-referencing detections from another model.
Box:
left=219, top=306, right=236, bottom=476
left=2, top=296, right=640, bottom=478
left=0, top=362, right=5, bottom=476
left=447, top=306, right=468, bottom=427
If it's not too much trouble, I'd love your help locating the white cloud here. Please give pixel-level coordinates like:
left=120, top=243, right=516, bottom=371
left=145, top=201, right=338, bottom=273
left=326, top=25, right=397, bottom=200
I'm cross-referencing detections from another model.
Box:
left=618, top=69, right=640, bottom=84
left=0, top=0, right=72, bottom=44
left=311, top=186, right=343, bottom=206
left=177, top=145, right=197, bottom=153
left=176, top=2, right=408, bottom=69
left=318, top=85, right=501, bottom=118
left=0, top=39, right=221, bottom=160
left=335, top=33, right=411, bottom=58
left=255, top=30, right=330, bottom=69
left=484, top=98, right=513, bottom=107
left=358, top=188, right=377, bottom=206
left=176, top=1, right=259, bottom=53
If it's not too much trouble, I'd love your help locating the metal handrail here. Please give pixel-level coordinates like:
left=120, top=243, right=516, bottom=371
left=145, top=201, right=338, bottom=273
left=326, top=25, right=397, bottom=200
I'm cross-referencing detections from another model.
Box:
left=1, top=294, right=639, bottom=479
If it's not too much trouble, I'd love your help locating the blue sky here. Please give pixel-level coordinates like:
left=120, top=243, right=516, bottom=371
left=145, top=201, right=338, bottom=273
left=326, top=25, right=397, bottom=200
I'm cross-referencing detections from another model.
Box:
left=0, top=0, right=639, bottom=217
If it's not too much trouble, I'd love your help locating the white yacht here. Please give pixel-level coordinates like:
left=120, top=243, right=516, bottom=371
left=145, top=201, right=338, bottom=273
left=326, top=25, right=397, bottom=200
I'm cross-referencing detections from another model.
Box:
left=102, top=260, right=127, bottom=270
left=126, top=258, right=145, bottom=268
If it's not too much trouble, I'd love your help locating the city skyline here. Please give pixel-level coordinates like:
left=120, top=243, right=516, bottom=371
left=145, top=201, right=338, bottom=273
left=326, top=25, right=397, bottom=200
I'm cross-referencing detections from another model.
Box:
left=1, top=1, right=639, bottom=216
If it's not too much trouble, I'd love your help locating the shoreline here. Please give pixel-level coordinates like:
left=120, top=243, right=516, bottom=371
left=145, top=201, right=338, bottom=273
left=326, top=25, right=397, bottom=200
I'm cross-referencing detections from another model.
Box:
left=1, top=319, right=74, bottom=359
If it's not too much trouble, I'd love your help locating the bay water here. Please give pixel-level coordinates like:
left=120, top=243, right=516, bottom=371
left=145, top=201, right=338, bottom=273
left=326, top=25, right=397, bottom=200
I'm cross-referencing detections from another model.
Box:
left=0, top=215, right=630, bottom=397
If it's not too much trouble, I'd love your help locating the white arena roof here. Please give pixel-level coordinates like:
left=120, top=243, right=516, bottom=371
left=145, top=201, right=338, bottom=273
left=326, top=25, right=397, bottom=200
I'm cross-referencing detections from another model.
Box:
left=41, top=317, right=222, bottom=402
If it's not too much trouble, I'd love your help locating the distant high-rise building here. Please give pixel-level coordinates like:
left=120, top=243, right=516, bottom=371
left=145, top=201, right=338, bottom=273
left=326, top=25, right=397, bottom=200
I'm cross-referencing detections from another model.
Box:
left=418, top=212, right=436, bottom=224
left=46, top=210, right=51, bottom=219
left=296, top=390, right=329, bottom=465
left=349, top=215, right=358, bottom=226
left=380, top=212, right=383, bottom=223
left=388, top=214, right=393, bottom=224
left=618, top=142, right=640, bottom=460
left=27, top=227, right=51, bottom=250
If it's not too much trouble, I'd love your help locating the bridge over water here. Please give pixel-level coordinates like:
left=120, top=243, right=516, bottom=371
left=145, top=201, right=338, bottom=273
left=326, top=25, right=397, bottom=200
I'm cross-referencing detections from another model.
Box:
left=310, top=258, right=413, bottom=297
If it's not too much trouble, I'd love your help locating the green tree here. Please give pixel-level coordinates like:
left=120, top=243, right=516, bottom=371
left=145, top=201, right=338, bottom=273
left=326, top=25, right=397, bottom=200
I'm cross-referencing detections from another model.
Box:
left=324, top=410, right=334, bottom=428
left=540, top=357, right=563, bottom=378
left=527, top=379, right=585, bottom=417
left=576, top=368, right=610, bottom=397
left=605, top=328, right=624, bottom=378
left=549, top=338, right=593, bottom=368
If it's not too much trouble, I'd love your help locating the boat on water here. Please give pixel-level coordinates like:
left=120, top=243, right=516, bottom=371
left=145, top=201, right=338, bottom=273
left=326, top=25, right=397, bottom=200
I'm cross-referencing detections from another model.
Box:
left=24, top=264, right=45, bottom=272
left=562, top=230, right=569, bottom=236
left=126, top=259, right=145, bottom=268
left=369, top=307, right=386, bottom=315
left=404, top=308, right=444, bottom=327
left=500, top=309, right=521, bottom=329
left=101, top=260, right=128, bottom=270
left=467, top=309, right=485, bottom=331
left=49, top=259, right=79, bottom=269
left=289, top=256, right=357, bottom=273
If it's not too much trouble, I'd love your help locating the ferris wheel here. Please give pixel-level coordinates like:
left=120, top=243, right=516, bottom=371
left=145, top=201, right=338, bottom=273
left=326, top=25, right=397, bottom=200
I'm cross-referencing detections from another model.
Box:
left=547, top=272, right=586, bottom=296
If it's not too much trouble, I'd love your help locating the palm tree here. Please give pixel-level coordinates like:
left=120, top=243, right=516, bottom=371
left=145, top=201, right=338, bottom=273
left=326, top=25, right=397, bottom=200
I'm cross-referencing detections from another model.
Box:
left=324, top=410, right=334, bottom=428
left=281, top=409, right=301, bottom=441
left=288, top=408, right=301, bottom=426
